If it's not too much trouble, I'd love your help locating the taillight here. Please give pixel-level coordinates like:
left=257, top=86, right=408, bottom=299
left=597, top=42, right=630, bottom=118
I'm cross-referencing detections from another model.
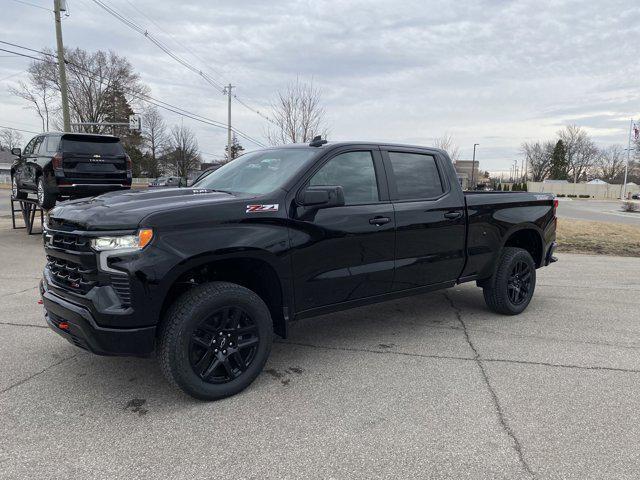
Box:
left=52, top=153, right=63, bottom=170
left=553, top=198, right=559, bottom=212
left=125, top=154, right=132, bottom=171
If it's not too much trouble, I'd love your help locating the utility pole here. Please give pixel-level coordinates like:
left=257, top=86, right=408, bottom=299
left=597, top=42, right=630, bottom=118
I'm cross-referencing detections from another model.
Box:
left=470, top=143, right=479, bottom=190
left=622, top=118, right=633, bottom=200
left=224, top=84, right=234, bottom=161
left=53, top=0, right=71, bottom=132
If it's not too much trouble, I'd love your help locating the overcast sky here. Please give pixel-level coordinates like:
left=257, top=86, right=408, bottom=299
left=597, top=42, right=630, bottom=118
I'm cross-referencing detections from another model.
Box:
left=2, top=0, right=639, bottom=170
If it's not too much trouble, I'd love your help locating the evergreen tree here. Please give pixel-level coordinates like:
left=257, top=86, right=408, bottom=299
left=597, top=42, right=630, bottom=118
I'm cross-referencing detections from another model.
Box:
left=497, top=183, right=502, bottom=191
left=549, top=140, right=569, bottom=180
left=225, top=134, right=244, bottom=162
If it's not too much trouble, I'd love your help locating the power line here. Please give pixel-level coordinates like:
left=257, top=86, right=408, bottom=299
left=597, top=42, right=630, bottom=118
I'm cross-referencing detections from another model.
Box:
left=1, top=39, right=267, bottom=147
left=9, top=0, right=51, bottom=12
left=0, top=124, right=40, bottom=134
left=0, top=47, right=45, bottom=62
left=89, top=0, right=275, bottom=125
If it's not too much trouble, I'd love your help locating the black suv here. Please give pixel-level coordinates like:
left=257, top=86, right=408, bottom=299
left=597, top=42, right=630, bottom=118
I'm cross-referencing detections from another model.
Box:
left=11, top=132, right=132, bottom=209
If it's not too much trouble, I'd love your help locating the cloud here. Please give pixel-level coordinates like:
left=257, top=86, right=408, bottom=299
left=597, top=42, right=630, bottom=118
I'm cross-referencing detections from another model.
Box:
left=1, top=0, right=639, bottom=168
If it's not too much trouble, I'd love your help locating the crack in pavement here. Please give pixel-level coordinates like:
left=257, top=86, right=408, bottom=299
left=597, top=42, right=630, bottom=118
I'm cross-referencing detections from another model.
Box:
left=0, top=285, right=38, bottom=298
left=278, top=340, right=640, bottom=375
left=0, top=353, right=81, bottom=395
left=443, top=291, right=535, bottom=478
left=0, top=321, right=48, bottom=329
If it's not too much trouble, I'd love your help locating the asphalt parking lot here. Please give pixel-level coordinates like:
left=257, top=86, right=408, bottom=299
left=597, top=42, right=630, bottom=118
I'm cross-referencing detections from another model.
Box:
left=1, top=217, right=640, bottom=479
left=556, top=198, right=640, bottom=225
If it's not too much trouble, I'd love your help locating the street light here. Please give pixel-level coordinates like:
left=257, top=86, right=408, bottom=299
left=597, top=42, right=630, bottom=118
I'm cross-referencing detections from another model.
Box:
left=471, top=143, right=479, bottom=190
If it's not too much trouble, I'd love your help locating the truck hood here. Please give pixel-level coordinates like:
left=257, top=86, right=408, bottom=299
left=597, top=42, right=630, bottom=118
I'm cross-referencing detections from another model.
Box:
left=48, top=188, right=244, bottom=231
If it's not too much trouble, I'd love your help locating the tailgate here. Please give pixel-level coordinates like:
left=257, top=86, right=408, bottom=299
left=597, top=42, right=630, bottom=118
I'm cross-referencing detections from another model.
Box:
left=61, top=135, right=127, bottom=179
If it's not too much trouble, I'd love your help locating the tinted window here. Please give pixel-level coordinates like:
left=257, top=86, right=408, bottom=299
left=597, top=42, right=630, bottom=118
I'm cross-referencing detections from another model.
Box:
left=61, top=137, right=125, bottom=156
left=388, top=152, right=444, bottom=200
left=309, top=151, right=378, bottom=204
left=44, top=135, right=61, bottom=154
left=195, top=148, right=317, bottom=195
left=32, top=136, right=44, bottom=155
left=23, top=137, right=37, bottom=155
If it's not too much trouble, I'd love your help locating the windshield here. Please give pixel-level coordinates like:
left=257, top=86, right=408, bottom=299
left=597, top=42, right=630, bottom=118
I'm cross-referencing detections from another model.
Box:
left=193, top=148, right=317, bottom=195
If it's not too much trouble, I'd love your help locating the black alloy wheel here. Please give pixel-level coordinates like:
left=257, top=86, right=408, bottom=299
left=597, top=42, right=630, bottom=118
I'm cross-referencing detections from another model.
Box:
left=159, top=281, right=273, bottom=401
left=189, top=306, right=260, bottom=383
left=506, top=260, right=532, bottom=305
left=482, top=247, right=537, bottom=315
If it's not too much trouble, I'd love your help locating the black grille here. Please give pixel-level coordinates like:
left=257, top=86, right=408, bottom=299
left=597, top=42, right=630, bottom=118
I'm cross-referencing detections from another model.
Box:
left=46, top=255, right=97, bottom=294
left=110, top=274, right=132, bottom=307
left=47, top=232, right=92, bottom=252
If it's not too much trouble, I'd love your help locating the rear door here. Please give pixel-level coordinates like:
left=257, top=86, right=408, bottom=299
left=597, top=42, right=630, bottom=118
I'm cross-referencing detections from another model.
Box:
left=14, top=136, right=36, bottom=188
left=23, top=136, right=42, bottom=189
left=381, top=148, right=466, bottom=290
left=60, top=135, right=127, bottom=184
left=289, top=147, right=396, bottom=312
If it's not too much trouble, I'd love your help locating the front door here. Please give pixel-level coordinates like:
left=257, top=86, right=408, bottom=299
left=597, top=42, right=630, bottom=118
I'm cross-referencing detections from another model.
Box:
left=381, top=148, right=466, bottom=290
left=289, top=148, right=396, bottom=312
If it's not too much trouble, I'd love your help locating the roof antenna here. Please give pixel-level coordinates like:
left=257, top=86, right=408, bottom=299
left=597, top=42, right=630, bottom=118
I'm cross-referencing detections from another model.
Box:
left=309, top=135, right=328, bottom=147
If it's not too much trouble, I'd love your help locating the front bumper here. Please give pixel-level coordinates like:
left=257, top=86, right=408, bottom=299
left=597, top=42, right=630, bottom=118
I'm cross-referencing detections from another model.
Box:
left=40, top=281, right=155, bottom=357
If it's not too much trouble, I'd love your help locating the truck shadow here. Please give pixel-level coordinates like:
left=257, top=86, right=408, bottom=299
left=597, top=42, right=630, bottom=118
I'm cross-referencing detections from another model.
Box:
left=41, top=285, right=491, bottom=407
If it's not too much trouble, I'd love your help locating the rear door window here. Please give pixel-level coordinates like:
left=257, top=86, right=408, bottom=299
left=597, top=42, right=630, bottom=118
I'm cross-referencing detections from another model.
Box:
left=387, top=152, right=444, bottom=200
left=62, top=137, right=125, bottom=156
left=44, top=135, right=61, bottom=154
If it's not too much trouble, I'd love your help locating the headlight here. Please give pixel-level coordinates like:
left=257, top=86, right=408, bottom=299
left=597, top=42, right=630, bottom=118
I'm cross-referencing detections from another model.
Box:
left=91, top=228, right=153, bottom=251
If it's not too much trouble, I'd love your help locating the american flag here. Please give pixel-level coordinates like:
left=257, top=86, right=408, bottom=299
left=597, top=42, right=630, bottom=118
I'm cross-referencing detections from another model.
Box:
left=634, top=122, right=639, bottom=141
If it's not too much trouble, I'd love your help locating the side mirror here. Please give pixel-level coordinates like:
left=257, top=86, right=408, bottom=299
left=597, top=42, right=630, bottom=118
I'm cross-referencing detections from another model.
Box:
left=11, top=148, right=21, bottom=157
left=300, top=185, right=345, bottom=209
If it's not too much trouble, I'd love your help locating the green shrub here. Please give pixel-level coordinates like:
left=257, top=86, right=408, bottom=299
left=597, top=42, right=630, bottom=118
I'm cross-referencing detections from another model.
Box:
left=579, top=194, right=590, bottom=198
left=557, top=194, right=566, bottom=197
left=567, top=194, right=577, bottom=198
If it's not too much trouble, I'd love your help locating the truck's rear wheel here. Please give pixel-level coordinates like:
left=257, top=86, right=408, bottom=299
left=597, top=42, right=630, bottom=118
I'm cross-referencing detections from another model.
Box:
left=482, top=247, right=536, bottom=315
left=11, top=176, right=27, bottom=200
left=158, top=281, right=273, bottom=401
left=37, top=177, right=57, bottom=209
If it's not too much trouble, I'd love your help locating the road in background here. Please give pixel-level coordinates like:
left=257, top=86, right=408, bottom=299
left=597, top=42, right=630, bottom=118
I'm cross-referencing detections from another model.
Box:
left=1, top=217, right=640, bottom=479
left=557, top=199, right=640, bottom=225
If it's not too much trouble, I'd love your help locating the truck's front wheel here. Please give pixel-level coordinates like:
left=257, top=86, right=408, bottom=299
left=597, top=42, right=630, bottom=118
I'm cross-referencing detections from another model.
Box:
left=158, top=282, right=273, bottom=401
left=482, top=247, right=536, bottom=315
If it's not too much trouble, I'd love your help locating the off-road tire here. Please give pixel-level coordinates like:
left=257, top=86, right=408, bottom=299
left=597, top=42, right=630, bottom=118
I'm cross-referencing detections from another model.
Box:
left=483, top=247, right=536, bottom=315
left=158, top=281, right=273, bottom=401
left=37, top=176, right=57, bottom=209
left=11, top=176, right=27, bottom=200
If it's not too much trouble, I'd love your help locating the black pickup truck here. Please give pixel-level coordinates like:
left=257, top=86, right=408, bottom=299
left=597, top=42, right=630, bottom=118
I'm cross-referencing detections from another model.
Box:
left=40, top=140, right=557, bottom=400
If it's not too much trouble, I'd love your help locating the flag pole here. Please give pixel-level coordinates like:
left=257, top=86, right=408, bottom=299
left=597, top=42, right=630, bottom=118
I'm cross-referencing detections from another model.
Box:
left=622, top=118, right=632, bottom=200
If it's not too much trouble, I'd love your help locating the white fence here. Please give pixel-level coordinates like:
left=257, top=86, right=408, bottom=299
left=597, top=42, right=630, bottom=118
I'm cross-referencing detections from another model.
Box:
left=527, top=181, right=640, bottom=200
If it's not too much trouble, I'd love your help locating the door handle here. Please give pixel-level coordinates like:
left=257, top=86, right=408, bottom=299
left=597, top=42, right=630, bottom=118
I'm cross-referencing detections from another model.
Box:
left=443, top=211, right=463, bottom=220
left=369, top=216, right=391, bottom=226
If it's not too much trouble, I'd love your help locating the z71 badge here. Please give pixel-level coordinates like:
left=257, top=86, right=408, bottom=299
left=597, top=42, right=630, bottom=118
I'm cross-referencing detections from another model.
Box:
left=246, top=204, right=279, bottom=213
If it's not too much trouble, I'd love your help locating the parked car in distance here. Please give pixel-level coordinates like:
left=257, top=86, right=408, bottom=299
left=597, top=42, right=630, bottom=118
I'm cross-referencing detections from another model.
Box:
left=41, top=139, right=557, bottom=401
left=148, top=176, right=185, bottom=188
left=632, top=193, right=640, bottom=200
left=11, top=132, right=132, bottom=209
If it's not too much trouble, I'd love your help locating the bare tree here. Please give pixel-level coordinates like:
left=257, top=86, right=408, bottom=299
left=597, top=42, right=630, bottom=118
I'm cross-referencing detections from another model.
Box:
left=142, top=106, right=167, bottom=176
left=164, top=124, right=201, bottom=178
left=9, top=62, right=55, bottom=132
left=433, top=134, right=460, bottom=162
left=9, top=48, right=148, bottom=133
left=596, top=145, right=626, bottom=183
left=0, top=129, right=24, bottom=150
left=266, top=78, right=328, bottom=145
left=557, top=125, right=598, bottom=182
left=521, top=141, right=554, bottom=181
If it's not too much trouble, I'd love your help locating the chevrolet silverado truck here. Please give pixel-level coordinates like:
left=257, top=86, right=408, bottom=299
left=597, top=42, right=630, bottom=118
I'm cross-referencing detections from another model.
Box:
left=40, top=140, right=557, bottom=400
